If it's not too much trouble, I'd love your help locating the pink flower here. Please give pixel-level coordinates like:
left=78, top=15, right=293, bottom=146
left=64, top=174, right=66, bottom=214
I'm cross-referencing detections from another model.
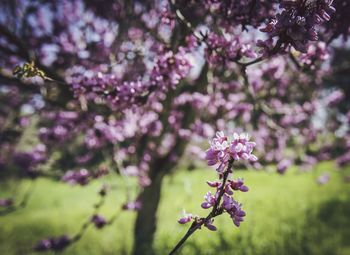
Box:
left=204, top=218, right=217, bottom=231
left=230, top=133, right=258, bottom=162
left=277, top=159, right=292, bottom=174
left=206, top=180, right=221, bottom=188
left=180, top=131, right=254, bottom=230
left=0, top=198, right=13, bottom=207
left=122, top=200, right=142, bottom=211
left=205, top=131, right=258, bottom=172
left=222, top=194, right=246, bottom=226
left=228, top=178, right=249, bottom=192
left=178, top=211, right=194, bottom=224
left=91, top=214, right=107, bottom=229
left=201, top=191, right=217, bottom=209
left=205, top=132, right=230, bottom=172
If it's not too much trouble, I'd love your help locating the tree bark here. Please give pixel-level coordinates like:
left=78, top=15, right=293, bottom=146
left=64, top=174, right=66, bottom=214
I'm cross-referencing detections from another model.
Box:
left=132, top=171, right=165, bottom=255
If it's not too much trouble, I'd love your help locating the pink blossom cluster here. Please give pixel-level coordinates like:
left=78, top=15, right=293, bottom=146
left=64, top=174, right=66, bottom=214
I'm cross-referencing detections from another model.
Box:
left=61, top=167, right=109, bottom=186
left=34, top=235, right=71, bottom=252
left=0, top=198, right=13, bottom=207
left=12, top=144, right=47, bottom=178
left=204, top=0, right=277, bottom=28
left=67, top=48, right=191, bottom=111
left=150, top=48, right=191, bottom=90
left=122, top=200, right=142, bottom=211
left=205, top=33, right=257, bottom=66
left=201, top=178, right=249, bottom=227
left=260, top=0, right=336, bottom=52
left=205, top=131, right=258, bottom=172
left=178, top=131, right=255, bottom=230
left=91, top=214, right=107, bottom=229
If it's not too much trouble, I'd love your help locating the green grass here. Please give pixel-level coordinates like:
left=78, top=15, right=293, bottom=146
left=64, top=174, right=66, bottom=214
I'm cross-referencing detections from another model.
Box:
left=0, top=161, right=349, bottom=255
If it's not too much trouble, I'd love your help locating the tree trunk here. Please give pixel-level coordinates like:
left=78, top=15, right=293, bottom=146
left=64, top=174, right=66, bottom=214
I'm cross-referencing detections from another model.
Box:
left=132, top=172, right=165, bottom=255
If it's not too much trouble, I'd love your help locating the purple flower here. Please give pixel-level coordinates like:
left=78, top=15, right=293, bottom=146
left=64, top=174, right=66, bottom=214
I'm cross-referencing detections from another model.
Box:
left=205, top=33, right=257, bottom=66
left=277, top=159, right=293, bottom=174
left=230, top=133, right=258, bottom=162
left=226, top=197, right=246, bottom=226
left=0, top=198, right=13, bottom=207
left=91, top=214, right=107, bottom=229
left=12, top=144, right=47, bottom=177
left=206, top=131, right=257, bottom=172
left=150, top=48, right=191, bottom=90
left=201, top=191, right=217, bottom=209
left=228, top=178, right=249, bottom=192
left=204, top=0, right=277, bottom=28
left=180, top=131, right=254, bottom=230
left=299, top=42, right=330, bottom=65
left=260, top=0, right=335, bottom=52
left=337, top=152, right=350, bottom=167
left=160, top=7, right=175, bottom=29
left=34, top=239, right=52, bottom=251
left=204, top=218, right=217, bottom=231
left=221, top=194, right=246, bottom=226
left=206, top=180, right=221, bottom=188
left=34, top=235, right=71, bottom=252
left=224, top=184, right=234, bottom=195
left=326, top=90, right=345, bottom=107
left=61, top=169, right=90, bottom=185
left=222, top=194, right=234, bottom=211
left=178, top=211, right=194, bottom=224
left=122, top=200, right=142, bottom=211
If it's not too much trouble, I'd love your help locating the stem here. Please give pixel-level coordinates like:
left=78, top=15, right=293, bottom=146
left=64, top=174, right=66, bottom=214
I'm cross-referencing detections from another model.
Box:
left=211, top=161, right=232, bottom=214
left=168, top=221, right=199, bottom=255
left=168, top=160, right=234, bottom=255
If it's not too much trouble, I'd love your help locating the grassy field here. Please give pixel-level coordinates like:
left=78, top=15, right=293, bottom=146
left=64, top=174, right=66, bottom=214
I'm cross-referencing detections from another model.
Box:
left=0, top=161, right=349, bottom=255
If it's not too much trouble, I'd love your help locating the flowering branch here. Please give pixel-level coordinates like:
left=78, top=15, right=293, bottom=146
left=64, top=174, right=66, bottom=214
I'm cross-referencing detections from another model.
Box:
left=169, top=132, right=257, bottom=254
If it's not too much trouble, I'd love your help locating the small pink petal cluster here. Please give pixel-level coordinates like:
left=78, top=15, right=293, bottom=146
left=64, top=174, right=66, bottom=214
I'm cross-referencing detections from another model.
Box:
left=61, top=167, right=109, bottom=186
left=178, top=210, right=218, bottom=231
left=205, top=131, right=258, bottom=172
left=202, top=178, right=249, bottom=227
left=122, top=200, right=142, bottom=211
left=177, top=211, right=194, bottom=224
left=178, top=131, right=256, bottom=230
left=178, top=177, right=250, bottom=230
